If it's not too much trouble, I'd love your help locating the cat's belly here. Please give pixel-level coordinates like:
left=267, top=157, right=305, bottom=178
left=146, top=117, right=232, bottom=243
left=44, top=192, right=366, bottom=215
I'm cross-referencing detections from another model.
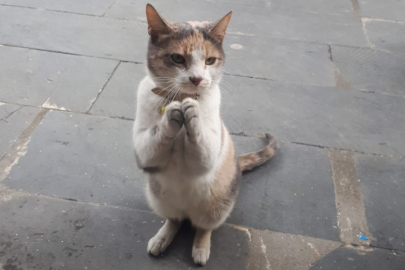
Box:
left=146, top=170, right=215, bottom=220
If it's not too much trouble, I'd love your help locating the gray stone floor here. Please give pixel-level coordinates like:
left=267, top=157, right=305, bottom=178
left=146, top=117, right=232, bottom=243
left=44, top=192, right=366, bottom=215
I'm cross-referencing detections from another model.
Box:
left=0, top=0, right=404, bottom=269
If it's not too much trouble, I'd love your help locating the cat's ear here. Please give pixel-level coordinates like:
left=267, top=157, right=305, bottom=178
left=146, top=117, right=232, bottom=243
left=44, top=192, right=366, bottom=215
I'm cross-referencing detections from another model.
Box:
left=209, top=11, right=232, bottom=42
left=146, top=4, right=171, bottom=39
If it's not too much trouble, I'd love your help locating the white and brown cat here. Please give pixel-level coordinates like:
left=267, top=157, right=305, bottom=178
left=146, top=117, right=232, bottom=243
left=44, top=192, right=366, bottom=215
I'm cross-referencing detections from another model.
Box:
left=133, top=4, right=277, bottom=265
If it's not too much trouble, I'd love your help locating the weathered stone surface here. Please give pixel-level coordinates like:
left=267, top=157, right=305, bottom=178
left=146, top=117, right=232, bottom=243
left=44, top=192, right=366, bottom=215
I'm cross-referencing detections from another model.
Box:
left=90, top=62, right=145, bottom=119
left=1, top=0, right=405, bottom=269
left=0, top=191, right=250, bottom=269
left=329, top=150, right=370, bottom=246
left=1, top=107, right=338, bottom=240
left=2, top=110, right=148, bottom=210
left=106, top=0, right=367, bottom=46
left=0, top=0, right=116, bottom=16
left=0, top=45, right=118, bottom=111
left=311, top=246, right=405, bottom=269
left=248, top=228, right=341, bottom=270
left=331, top=45, right=405, bottom=95
left=0, top=103, right=40, bottom=159
left=270, top=0, right=354, bottom=16
left=223, top=35, right=334, bottom=86
left=231, top=136, right=339, bottom=240
left=363, top=19, right=405, bottom=55
left=356, top=154, right=405, bottom=251
left=359, top=0, right=405, bottom=22
left=221, top=76, right=405, bottom=157
left=0, top=5, right=147, bottom=61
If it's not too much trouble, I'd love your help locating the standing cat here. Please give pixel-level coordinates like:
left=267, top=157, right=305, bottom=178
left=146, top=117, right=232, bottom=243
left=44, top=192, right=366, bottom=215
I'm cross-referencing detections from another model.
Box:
left=132, top=4, right=277, bottom=265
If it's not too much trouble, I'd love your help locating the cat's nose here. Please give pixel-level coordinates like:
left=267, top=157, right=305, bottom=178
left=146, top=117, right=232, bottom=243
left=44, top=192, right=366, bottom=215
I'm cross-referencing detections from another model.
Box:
left=189, top=77, right=203, bottom=86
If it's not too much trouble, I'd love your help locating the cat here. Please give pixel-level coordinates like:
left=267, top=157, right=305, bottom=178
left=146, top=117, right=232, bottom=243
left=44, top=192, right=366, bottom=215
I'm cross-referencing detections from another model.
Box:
left=132, top=4, right=277, bottom=265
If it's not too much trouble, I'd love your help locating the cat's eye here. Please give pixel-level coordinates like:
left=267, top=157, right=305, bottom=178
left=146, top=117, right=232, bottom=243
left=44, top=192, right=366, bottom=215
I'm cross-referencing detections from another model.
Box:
left=171, top=54, right=185, bottom=64
left=205, top=57, right=216, bottom=65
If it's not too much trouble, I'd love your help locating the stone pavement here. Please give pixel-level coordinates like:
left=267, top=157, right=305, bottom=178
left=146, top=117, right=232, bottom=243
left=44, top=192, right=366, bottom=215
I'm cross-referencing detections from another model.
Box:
left=0, top=0, right=404, bottom=269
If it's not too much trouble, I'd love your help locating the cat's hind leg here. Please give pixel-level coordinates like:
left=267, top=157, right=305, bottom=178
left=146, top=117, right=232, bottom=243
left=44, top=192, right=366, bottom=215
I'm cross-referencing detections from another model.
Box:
left=192, top=228, right=212, bottom=265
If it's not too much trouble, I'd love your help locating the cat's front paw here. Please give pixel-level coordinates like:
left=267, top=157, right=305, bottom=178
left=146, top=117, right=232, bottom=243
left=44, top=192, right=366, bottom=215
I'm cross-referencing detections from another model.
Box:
left=162, top=101, right=184, bottom=137
left=182, top=98, right=200, bottom=136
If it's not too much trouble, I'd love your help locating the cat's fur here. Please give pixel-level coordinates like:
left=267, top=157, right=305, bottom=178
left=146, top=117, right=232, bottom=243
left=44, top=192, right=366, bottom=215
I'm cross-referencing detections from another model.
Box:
left=132, top=4, right=277, bottom=265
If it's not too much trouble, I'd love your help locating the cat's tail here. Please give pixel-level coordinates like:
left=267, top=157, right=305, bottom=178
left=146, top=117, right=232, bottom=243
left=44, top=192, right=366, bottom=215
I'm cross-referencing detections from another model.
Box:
left=237, top=133, right=278, bottom=172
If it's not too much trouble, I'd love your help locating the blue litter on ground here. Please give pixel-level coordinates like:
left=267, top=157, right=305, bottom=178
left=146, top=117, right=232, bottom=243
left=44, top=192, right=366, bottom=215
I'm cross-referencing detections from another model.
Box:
left=357, top=234, right=368, bottom=240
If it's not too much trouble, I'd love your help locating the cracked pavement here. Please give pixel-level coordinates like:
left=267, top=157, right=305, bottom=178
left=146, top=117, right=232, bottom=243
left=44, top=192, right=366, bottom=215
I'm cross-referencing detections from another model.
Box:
left=0, top=0, right=405, bottom=269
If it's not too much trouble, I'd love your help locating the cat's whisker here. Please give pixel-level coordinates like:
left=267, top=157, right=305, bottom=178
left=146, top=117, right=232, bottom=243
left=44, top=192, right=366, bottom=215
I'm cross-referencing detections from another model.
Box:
left=156, top=82, right=178, bottom=108
left=162, top=82, right=181, bottom=105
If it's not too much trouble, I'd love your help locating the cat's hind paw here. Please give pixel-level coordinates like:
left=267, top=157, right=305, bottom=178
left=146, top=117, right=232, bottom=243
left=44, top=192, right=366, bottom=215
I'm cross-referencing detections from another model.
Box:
left=147, top=234, right=170, bottom=256
left=192, top=246, right=210, bottom=265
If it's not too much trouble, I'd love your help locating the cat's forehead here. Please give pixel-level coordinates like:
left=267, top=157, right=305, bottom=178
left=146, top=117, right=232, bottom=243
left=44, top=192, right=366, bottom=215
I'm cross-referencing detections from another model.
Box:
left=161, top=21, right=221, bottom=54
left=186, top=21, right=210, bottom=28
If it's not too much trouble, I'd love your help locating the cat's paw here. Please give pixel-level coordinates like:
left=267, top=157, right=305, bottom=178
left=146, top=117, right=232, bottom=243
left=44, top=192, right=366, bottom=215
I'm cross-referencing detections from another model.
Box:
left=162, top=101, right=184, bottom=137
left=182, top=98, right=200, bottom=136
left=192, top=246, right=210, bottom=265
left=147, top=234, right=171, bottom=256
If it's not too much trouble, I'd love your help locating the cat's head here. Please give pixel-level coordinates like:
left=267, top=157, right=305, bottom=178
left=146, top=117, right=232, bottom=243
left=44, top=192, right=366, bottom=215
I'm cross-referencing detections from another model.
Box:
left=145, top=4, right=232, bottom=94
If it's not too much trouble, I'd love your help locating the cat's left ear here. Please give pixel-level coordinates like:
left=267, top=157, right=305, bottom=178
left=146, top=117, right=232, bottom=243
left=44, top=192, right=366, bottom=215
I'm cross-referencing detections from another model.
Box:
left=209, top=11, right=232, bottom=42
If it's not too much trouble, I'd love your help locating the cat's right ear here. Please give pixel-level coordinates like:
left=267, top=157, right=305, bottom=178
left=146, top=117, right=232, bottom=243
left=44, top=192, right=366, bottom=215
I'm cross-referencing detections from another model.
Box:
left=146, top=4, right=171, bottom=41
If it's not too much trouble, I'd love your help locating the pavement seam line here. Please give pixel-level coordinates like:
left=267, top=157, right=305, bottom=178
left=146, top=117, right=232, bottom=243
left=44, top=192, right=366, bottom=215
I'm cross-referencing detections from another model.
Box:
left=0, top=100, right=403, bottom=160
left=3, top=186, right=404, bottom=253
left=362, top=17, right=405, bottom=24
left=0, top=108, right=49, bottom=182
left=0, top=187, right=154, bottom=214
left=102, top=0, right=118, bottom=17
left=291, top=141, right=404, bottom=160
left=360, top=18, right=376, bottom=49
left=1, top=45, right=404, bottom=98
left=329, top=149, right=372, bottom=246
left=86, top=61, right=122, bottom=114
left=0, top=105, right=22, bottom=123
left=0, top=3, right=119, bottom=19
left=0, top=186, right=343, bottom=250
left=0, top=43, right=143, bottom=64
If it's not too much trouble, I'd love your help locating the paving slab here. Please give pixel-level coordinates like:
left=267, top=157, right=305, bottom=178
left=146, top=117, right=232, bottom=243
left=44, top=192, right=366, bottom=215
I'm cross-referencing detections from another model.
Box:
left=2, top=110, right=149, bottom=211
left=106, top=0, right=367, bottom=46
left=270, top=0, right=354, bottom=16
left=0, top=5, right=147, bottom=62
left=2, top=108, right=338, bottom=240
left=232, top=136, right=339, bottom=241
left=214, top=0, right=354, bottom=16
left=0, top=103, right=40, bottom=159
left=223, top=35, right=334, bottom=86
left=248, top=228, right=341, bottom=270
left=0, top=45, right=118, bottom=111
left=221, top=75, right=405, bottom=157
left=359, top=0, right=405, bottom=22
left=0, top=0, right=116, bottom=16
left=90, top=62, right=145, bottom=119
left=330, top=45, right=405, bottom=96
left=311, top=246, right=405, bottom=269
left=355, top=154, right=405, bottom=251
left=363, top=19, right=405, bottom=55
left=89, top=37, right=338, bottom=119
left=0, top=191, right=250, bottom=269
left=90, top=41, right=334, bottom=117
